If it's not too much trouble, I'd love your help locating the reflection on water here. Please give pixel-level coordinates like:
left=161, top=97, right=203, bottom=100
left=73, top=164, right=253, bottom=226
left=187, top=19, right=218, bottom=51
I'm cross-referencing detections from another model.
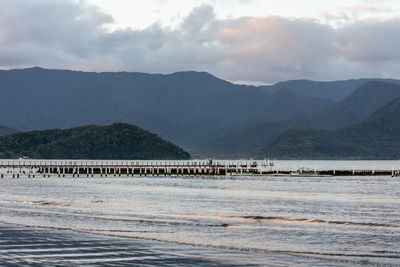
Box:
left=0, top=174, right=399, bottom=266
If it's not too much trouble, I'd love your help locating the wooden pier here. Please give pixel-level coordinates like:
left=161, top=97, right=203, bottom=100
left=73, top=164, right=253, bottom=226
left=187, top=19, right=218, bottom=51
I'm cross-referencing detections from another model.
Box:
left=0, top=159, right=399, bottom=178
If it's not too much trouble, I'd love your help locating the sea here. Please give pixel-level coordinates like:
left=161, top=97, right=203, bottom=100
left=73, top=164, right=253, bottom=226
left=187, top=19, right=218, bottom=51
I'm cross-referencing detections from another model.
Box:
left=0, top=160, right=399, bottom=266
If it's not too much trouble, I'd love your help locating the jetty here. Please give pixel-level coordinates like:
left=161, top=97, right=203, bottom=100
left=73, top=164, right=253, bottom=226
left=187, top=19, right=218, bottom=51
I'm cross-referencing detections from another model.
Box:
left=0, top=159, right=399, bottom=178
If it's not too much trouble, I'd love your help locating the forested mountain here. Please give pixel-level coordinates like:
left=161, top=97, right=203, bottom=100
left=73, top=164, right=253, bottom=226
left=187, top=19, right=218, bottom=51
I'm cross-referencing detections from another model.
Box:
left=0, top=67, right=331, bottom=150
left=0, top=123, right=190, bottom=159
left=198, top=118, right=313, bottom=156
left=2, top=67, right=400, bottom=157
left=311, top=81, right=400, bottom=130
left=207, top=81, right=400, bottom=157
left=259, top=98, right=400, bottom=159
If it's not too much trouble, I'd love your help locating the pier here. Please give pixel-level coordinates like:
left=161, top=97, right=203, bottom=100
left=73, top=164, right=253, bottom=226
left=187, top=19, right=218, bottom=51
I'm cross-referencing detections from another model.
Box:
left=0, top=159, right=399, bottom=178
left=0, top=159, right=264, bottom=178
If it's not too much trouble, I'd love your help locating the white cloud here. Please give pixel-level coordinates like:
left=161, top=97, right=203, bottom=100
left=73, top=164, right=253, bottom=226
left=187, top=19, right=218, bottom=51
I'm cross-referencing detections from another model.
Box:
left=1, top=0, right=400, bottom=83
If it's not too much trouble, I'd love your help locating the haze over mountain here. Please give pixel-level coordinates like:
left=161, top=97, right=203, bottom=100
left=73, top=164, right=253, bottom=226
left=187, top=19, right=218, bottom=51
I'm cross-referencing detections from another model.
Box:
left=259, top=97, right=400, bottom=159
left=0, top=123, right=189, bottom=160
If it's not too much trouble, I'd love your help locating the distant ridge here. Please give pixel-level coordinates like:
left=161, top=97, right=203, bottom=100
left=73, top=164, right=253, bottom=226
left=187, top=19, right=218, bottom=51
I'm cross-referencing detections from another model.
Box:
left=259, top=78, right=400, bottom=101
left=259, top=97, right=400, bottom=159
left=0, top=67, right=332, bottom=151
left=0, top=126, right=18, bottom=136
left=207, top=81, right=400, bottom=157
left=198, top=118, right=313, bottom=157
left=2, top=67, right=400, bottom=156
left=312, top=81, right=400, bottom=129
left=0, top=123, right=190, bottom=159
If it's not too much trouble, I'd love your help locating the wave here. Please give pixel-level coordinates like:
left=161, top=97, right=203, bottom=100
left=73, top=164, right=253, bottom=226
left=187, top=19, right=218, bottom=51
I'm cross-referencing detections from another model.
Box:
left=0, top=207, right=235, bottom=228
left=228, top=215, right=393, bottom=227
left=1, top=203, right=394, bottom=229
left=0, top=219, right=398, bottom=266
left=143, top=211, right=395, bottom=228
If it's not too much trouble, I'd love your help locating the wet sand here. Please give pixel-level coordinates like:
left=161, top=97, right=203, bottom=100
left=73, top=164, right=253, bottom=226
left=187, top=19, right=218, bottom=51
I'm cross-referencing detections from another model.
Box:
left=0, top=222, right=248, bottom=266
left=0, top=222, right=355, bottom=266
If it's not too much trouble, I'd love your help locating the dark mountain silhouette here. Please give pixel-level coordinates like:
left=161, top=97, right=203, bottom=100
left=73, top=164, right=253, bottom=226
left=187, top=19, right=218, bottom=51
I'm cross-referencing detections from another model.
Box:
left=259, top=97, right=400, bottom=159
left=3, top=68, right=400, bottom=157
left=208, top=81, right=400, bottom=157
left=259, top=78, right=400, bottom=101
left=0, top=67, right=331, bottom=151
left=311, top=81, right=400, bottom=129
left=0, top=126, right=18, bottom=136
left=196, top=118, right=313, bottom=157
left=0, top=123, right=190, bottom=159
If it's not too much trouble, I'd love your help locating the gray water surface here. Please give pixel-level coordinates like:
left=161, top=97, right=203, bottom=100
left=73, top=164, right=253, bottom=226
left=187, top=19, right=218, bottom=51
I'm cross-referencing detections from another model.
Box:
left=0, top=175, right=399, bottom=266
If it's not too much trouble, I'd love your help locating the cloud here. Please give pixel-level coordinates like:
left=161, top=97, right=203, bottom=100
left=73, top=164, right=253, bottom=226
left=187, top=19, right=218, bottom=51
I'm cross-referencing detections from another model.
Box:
left=340, top=5, right=392, bottom=15
left=0, top=0, right=400, bottom=83
left=0, top=0, right=113, bottom=67
left=321, top=5, right=393, bottom=26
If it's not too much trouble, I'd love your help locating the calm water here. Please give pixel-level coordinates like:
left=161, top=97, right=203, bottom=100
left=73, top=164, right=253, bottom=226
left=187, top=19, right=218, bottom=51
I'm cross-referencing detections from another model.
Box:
left=272, top=159, right=400, bottom=170
left=0, top=171, right=399, bottom=265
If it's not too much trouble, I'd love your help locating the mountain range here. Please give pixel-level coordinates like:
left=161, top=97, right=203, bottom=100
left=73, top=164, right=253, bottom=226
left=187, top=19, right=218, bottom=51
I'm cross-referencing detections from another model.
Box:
left=260, top=97, right=400, bottom=159
left=260, top=78, right=400, bottom=101
left=1, top=67, right=400, bottom=158
left=200, top=81, right=400, bottom=156
left=0, top=67, right=332, bottom=150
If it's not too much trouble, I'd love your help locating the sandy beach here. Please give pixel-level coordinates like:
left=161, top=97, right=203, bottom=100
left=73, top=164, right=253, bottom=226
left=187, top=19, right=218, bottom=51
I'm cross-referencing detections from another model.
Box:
left=0, top=222, right=252, bottom=266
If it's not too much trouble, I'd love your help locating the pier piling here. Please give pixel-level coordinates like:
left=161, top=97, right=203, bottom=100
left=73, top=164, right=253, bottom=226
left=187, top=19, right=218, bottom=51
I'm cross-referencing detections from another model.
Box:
left=0, top=160, right=399, bottom=178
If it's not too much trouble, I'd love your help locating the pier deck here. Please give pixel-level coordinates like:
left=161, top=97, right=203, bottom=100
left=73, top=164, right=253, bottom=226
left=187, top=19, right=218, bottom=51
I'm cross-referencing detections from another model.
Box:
left=0, top=160, right=399, bottom=178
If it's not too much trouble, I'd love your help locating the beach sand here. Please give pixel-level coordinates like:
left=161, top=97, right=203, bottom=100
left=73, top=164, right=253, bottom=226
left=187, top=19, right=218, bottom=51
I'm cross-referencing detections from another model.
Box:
left=0, top=222, right=249, bottom=266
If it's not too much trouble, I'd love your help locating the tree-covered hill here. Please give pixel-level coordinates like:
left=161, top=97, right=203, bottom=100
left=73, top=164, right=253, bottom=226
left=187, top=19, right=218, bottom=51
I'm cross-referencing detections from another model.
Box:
left=259, top=97, right=400, bottom=159
left=0, top=123, right=190, bottom=159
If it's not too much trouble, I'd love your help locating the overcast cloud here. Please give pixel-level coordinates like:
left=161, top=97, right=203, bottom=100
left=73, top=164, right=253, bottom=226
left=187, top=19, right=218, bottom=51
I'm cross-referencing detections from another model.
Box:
left=0, top=0, right=399, bottom=83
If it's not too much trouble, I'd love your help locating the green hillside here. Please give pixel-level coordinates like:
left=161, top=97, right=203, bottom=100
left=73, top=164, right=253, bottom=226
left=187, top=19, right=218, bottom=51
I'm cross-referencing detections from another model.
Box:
left=260, top=98, right=400, bottom=159
left=0, top=123, right=190, bottom=159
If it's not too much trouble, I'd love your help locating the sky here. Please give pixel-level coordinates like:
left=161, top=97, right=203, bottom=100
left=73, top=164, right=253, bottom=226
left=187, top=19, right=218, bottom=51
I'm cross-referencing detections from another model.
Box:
left=1, top=0, right=400, bottom=84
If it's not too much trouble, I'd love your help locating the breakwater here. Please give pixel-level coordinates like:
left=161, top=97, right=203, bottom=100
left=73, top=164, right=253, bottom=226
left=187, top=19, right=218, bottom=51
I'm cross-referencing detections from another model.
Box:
left=0, top=159, right=399, bottom=178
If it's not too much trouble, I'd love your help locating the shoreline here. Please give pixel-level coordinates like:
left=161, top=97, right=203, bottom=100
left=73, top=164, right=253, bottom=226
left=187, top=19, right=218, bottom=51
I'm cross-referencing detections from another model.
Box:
left=0, top=222, right=359, bottom=267
left=0, top=222, right=248, bottom=266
